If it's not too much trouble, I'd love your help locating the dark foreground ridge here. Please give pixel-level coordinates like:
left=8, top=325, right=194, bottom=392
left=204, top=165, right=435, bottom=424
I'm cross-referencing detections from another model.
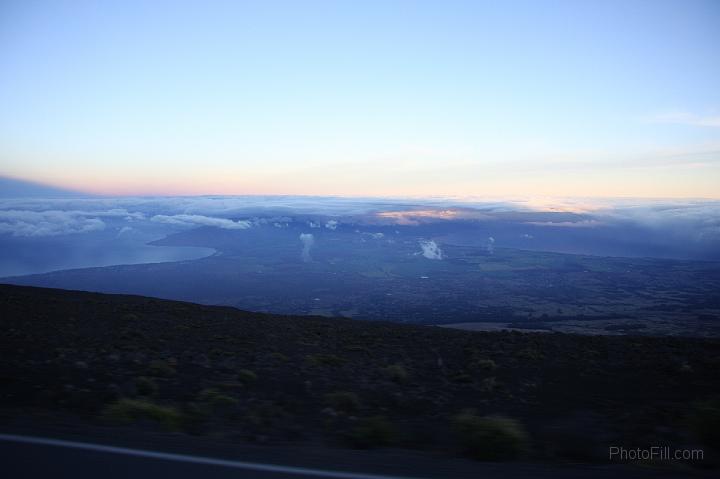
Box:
left=1, top=284, right=719, bottom=476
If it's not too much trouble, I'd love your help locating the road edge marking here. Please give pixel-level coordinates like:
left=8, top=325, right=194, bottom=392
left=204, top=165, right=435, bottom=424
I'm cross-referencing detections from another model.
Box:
left=0, top=433, right=425, bottom=479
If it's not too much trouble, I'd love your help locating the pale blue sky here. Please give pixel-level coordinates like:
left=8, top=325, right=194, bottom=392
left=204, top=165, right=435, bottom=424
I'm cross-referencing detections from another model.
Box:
left=1, top=0, right=719, bottom=197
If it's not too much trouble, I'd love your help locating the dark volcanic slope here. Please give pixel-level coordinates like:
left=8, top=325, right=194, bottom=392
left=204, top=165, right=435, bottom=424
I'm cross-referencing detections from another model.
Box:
left=1, top=284, right=719, bottom=465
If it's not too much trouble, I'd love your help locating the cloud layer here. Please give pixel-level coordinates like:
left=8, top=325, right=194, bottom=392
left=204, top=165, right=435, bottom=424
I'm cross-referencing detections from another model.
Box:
left=1, top=196, right=719, bottom=260
left=151, top=214, right=251, bottom=230
left=0, top=209, right=115, bottom=237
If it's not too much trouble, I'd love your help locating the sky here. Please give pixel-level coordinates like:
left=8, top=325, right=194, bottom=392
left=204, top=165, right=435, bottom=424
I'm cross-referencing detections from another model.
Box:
left=1, top=0, right=719, bottom=198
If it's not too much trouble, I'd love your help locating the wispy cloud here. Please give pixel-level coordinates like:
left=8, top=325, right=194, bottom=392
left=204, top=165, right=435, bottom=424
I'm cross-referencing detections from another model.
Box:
left=645, top=112, right=720, bottom=128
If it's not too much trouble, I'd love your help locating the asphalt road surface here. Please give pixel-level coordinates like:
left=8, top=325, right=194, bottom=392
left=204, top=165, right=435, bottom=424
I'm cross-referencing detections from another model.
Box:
left=1, top=434, right=422, bottom=479
left=0, top=433, right=705, bottom=479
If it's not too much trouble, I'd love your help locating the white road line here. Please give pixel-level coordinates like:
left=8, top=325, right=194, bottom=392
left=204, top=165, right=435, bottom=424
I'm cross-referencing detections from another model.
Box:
left=0, top=433, right=425, bottom=479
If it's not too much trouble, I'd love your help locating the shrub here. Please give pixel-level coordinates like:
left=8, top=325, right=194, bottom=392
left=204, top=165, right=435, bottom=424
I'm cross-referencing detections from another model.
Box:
left=103, top=398, right=182, bottom=430
left=237, top=369, right=258, bottom=384
left=325, top=391, right=361, bottom=414
left=382, top=364, right=409, bottom=384
left=452, top=411, right=528, bottom=460
left=350, top=416, right=396, bottom=448
left=135, top=376, right=158, bottom=396
left=147, top=359, right=176, bottom=377
left=197, top=388, right=239, bottom=409
left=305, top=354, right=348, bottom=367
left=269, top=352, right=289, bottom=362
left=475, top=359, right=497, bottom=371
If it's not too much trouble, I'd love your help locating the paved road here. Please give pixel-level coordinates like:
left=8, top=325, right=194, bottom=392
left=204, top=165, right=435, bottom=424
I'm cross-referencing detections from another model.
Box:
left=0, top=433, right=704, bottom=479
left=0, top=434, right=422, bottom=479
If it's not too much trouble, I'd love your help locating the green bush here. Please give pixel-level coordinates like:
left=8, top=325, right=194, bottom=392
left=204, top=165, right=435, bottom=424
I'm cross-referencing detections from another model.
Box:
left=147, top=359, right=176, bottom=377
left=350, top=416, right=396, bottom=448
left=382, top=363, right=409, bottom=384
left=269, top=352, right=289, bottom=362
left=197, top=388, right=239, bottom=409
left=452, top=411, right=528, bottom=460
left=103, top=398, right=182, bottom=430
left=325, top=391, right=361, bottom=413
left=305, top=354, right=348, bottom=367
left=237, top=369, right=258, bottom=384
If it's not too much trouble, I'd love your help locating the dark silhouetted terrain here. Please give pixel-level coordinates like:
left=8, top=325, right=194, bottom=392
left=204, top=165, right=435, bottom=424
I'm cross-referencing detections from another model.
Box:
left=1, top=284, right=719, bottom=475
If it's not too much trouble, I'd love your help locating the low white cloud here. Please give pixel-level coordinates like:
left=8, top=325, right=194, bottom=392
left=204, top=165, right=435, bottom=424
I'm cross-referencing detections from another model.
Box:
left=360, top=231, right=385, bottom=239
left=527, top=220, right=602, bottom=228
left=150, top=214, right=251, bottom=230
left=2, top=196, right=719, bottom=259
left=419, top=239, right=444, bottom=260
left=299, top=233, right=314, bottom=262
left=0, top=210, right=106, bottom=237
left=599, top=202, right=720, bottom=241
left=88, top=208, right=145, bottom=220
